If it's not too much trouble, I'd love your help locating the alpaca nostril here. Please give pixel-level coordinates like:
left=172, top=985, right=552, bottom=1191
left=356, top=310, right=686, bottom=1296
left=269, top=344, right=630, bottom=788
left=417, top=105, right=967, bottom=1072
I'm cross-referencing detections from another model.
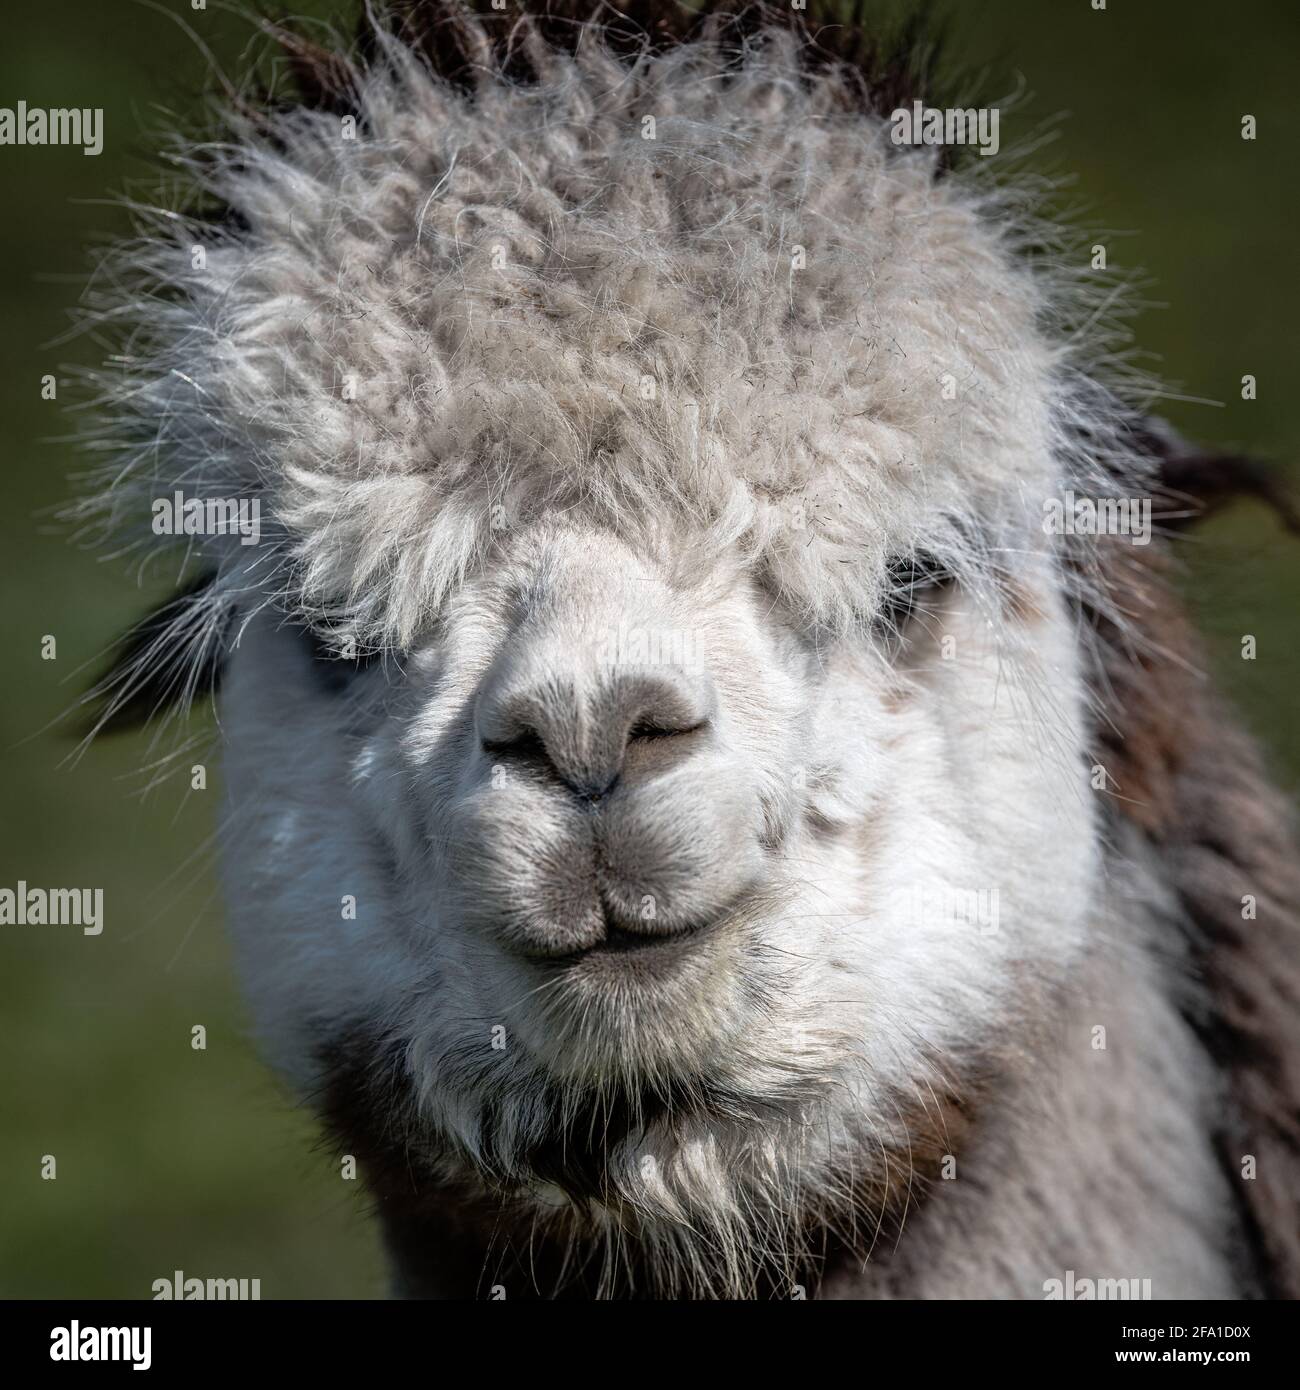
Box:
left=628, top=717, right=707, bottom=742
left=481, top=721, right=614, bottom=799
left=481, top=728, right=550, bottom=764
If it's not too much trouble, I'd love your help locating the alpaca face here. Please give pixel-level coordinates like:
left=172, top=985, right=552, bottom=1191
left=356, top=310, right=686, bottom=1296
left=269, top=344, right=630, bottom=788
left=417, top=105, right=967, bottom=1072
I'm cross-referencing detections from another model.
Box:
left=218, top=505, right=1097, bottom=1228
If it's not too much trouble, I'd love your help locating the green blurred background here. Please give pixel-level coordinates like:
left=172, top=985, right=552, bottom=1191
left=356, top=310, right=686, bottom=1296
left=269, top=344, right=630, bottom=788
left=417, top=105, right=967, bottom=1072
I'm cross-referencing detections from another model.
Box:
left=1, top=0, right=1296, bottom=1298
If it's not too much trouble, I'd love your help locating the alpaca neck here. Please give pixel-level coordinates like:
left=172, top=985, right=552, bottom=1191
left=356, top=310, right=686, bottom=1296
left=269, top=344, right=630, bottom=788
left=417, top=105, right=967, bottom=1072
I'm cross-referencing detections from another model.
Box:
left=825, top=888, right=1242, bottom=1298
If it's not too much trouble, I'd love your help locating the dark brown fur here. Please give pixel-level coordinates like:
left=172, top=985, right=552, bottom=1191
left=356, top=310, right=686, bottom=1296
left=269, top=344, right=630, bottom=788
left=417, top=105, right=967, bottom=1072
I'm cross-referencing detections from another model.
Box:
left=315, top=1023, right=980, bottom=1298
left=1088, top=432, right=1300, bottom=1297
left=270, top=0, right=963, bottom=144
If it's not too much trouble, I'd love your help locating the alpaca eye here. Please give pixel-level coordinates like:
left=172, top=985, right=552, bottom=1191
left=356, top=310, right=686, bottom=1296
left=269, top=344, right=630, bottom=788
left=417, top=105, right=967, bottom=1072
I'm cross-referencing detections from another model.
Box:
left=303, top=624, right=382, bottom=693
left=876, top=552, right=952, bottom=636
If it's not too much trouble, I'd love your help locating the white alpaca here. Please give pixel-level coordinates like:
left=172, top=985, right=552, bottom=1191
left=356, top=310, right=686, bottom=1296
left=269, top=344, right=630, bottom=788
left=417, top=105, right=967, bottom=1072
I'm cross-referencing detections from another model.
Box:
left=77, top=3, right=1300, bottom=1298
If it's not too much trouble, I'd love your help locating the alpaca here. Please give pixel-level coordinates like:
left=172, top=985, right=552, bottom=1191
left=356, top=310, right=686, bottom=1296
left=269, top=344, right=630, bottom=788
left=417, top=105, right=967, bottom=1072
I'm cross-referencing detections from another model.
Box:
left=75, top=1, right=1300, bottom=1298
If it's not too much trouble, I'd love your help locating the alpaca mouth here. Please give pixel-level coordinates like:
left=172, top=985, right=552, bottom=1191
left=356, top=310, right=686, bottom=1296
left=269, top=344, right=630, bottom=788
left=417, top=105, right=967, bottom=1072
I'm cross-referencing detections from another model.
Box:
left=540, top=918, right=711, bottom=970
left=595, top=923, right=703, bottom=950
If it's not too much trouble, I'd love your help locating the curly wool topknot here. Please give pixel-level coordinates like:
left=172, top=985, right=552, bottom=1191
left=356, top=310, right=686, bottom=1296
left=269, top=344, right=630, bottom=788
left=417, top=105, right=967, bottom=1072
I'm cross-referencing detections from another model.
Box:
left=72, top=2, right=1111, bottom=651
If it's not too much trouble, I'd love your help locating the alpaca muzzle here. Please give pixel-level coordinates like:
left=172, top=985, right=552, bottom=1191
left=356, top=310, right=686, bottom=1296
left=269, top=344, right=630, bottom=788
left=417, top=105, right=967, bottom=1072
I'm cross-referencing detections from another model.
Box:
left=449, top=626, right=764, bottom=962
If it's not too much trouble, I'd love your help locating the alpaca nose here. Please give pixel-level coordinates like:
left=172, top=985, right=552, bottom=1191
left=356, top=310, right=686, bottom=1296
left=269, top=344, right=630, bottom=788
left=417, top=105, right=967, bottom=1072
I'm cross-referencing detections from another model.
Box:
left=476, top=664, right=713, bottom=800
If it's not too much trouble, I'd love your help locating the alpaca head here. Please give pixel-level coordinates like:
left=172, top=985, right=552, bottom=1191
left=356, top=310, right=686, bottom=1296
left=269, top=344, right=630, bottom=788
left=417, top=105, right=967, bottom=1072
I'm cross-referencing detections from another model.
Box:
left=80, top=3, right=1173, bottom=1294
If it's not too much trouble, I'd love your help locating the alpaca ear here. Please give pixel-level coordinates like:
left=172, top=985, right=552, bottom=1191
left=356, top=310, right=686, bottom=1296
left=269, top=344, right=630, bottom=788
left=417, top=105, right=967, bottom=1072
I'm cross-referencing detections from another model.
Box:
left=265, top=22, right=357, bottom=113
left=81, top=570, right=227, bottom=736
left=1136, top=415, right=1300, bottom=534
